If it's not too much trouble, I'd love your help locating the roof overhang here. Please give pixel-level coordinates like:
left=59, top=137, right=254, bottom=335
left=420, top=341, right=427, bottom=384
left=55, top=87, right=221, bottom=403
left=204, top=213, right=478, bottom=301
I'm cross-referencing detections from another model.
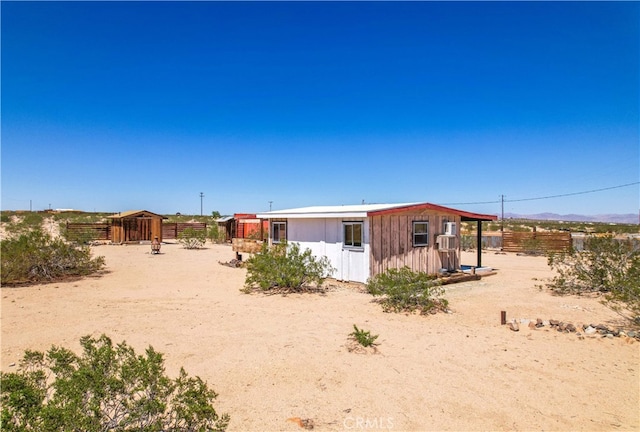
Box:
left=368, top=203, right=497, bottom=221
left=106, top=210, right=168, bottom=219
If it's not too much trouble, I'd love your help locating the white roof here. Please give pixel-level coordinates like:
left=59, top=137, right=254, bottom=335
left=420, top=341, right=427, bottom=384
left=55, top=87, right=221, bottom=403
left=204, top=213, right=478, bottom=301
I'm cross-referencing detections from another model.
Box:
left=256, top=203, right=421, bottom=219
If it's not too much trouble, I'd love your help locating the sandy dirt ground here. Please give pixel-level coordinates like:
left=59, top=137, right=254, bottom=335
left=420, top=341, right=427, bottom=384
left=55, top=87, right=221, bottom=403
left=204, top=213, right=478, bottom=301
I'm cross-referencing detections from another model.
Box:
left=1, top=243, right=638, bottom=431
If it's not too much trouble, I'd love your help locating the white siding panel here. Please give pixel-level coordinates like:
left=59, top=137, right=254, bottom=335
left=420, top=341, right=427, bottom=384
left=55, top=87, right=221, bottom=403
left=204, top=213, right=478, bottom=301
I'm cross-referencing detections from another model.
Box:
left=287, top=218, right=370, bottom=283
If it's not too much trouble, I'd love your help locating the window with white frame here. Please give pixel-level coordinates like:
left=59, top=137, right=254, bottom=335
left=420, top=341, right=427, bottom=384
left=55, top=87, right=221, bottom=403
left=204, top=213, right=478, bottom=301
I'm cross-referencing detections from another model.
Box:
left=272, top=221, right=286, bottom=243
left=413, top=221, right=429, bottom=246
left=343, top=221, right=363, bottom=248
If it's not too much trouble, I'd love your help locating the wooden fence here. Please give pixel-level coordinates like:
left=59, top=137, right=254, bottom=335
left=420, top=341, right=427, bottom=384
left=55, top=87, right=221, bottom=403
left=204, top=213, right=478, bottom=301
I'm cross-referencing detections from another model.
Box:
left=162, top=222, right=207, bottom=240
left=65, top=222, right=207, bottom=241
left=502, top=231, right=572, bottom=253
left=65, top=223, right=110, bottom=241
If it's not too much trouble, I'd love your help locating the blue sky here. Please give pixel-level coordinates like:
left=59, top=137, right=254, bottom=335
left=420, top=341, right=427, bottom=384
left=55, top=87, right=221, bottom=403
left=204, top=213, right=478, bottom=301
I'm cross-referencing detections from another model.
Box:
left=2, top=1, right=638, bottom=217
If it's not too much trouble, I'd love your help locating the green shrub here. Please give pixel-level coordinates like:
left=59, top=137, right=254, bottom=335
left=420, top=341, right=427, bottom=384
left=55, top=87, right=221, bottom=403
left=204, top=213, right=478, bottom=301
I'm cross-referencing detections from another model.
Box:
left=349, top=325, right=379, bottom=347
left=1, top=212, right=45, bottom=237
left=0, top=334, right=230, bottom=432
left=178, top=227, right=207, bottom=249
left=207, top=224, right=226, bottom=243
left=366, top=267, right=448, bottom=314
left=243, top=240, right=335, bottom=293
left=460, top=235, right=476, bottom=251
left=19, top=212, right=44, bottom=229
left=1, top=230, right=105, bottom=285
left=547, top=235, right=640, bottom=323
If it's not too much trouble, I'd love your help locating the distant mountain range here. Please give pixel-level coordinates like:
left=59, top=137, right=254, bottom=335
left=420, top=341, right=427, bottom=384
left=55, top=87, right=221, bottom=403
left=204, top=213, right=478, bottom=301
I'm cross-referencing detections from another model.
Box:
left=504, top=212, right=639, bottom=224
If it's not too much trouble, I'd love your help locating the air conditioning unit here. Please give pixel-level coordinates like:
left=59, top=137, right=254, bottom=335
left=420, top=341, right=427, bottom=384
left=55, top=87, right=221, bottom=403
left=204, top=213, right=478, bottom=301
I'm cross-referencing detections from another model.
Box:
left=445, top=222, right=457, bottom=236
left=436, top=235, right=457, bottom=251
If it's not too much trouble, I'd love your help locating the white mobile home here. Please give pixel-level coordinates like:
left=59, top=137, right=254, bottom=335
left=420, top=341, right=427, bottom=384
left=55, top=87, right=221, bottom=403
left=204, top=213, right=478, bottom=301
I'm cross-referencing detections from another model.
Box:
left=256, top=202, right=497, bottom=283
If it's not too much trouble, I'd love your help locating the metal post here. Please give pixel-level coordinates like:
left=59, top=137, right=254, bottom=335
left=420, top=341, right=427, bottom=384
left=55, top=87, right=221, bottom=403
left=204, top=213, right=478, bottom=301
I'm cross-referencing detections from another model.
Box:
left=500, top=195, right=505, bottom=232
left=477, top=220, right=482, bottom=268
left=200, top=192, right=204, bottom=216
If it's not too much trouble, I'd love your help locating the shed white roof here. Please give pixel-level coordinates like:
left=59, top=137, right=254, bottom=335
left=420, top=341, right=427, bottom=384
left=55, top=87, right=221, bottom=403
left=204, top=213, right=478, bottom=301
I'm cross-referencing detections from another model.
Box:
left=215, top=216, right=234, bottom=223
left=256, top=202, right=498, bottom=221
left=256, top=203, right=421, bottom=219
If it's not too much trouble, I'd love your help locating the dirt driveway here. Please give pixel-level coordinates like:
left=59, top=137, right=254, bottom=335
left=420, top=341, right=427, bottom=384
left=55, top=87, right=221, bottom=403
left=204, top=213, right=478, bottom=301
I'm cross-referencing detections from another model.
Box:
left=2, top=243, right=638, bottom=431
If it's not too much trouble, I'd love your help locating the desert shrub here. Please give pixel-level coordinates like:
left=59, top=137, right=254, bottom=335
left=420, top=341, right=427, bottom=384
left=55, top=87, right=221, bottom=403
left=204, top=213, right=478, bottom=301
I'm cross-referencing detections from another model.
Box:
left=1, top=213, right=44, bottom=237
left=19, top=212, right=44, bottom=229
left=350, top=325, right=379, bottom=347
left=207, top=224, right=226, bottom=243
left=547, top=235, right=640, bottom=323
left=460, top=235, right=476, bottom=251
left=243, top=240, right=335, bottom=292
left=178, top=227, right=207, bottom=249
left=0, top=212, right=10, bottom=223
left=1, top=230, right=105, bottom=285
left=366, top=267, right=448, bottom=314
left=0, top=334, right=230, bottom=432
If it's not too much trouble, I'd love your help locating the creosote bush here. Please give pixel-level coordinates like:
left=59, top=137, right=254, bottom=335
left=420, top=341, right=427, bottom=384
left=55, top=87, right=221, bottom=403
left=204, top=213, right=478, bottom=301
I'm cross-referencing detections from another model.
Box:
left=547, top=235, right=640, bottom=324
left=0, top=334, right=230, bottom=432
left=1, top=230, right=105, bottom=285
left=178, top=227, right=207, bottom=249
left=243, top=240, right=335, bottom=293
left=366, top=267, right=448, bottom=315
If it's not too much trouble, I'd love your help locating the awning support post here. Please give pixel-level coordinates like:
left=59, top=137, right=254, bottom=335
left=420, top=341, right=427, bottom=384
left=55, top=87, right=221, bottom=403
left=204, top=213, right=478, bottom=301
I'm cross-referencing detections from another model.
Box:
left=476, top=220, right=482, bottom=268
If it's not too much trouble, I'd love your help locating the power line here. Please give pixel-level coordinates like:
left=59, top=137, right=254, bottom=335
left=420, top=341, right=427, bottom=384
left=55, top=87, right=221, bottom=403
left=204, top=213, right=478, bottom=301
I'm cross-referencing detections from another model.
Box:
left=439, top=199, right=501, bottom=206
left=505, top=182, right=639, bottom=203
left=439, top=182, right=639, bottom=206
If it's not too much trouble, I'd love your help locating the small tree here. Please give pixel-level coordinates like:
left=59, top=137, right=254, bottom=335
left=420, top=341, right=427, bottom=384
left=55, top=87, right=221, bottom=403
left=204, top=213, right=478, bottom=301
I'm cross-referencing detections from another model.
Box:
left=547, top=235, right=640, bottom=324
left=243, top=240, right=334, bottom=293
left=366, top=267, right=448, bottom=314
left=178, top=227, right=207, bottom=249
left=0, top=334, right=230, bottom=431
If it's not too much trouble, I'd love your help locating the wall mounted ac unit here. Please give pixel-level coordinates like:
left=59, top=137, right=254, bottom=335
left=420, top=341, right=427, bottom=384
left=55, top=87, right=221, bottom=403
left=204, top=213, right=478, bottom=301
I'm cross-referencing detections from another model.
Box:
left=436, top=235, right=457, bottom=251
left=445, top=222, right=457, bottom=236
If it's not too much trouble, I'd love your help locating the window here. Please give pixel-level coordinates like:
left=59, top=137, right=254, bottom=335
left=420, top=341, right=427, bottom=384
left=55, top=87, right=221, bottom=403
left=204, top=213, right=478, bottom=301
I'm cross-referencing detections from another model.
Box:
left=413, top=221, right=429, bottom=246
left=272, top=221, right=286, bottom=243
left=343, top=222, right=363, bottom=248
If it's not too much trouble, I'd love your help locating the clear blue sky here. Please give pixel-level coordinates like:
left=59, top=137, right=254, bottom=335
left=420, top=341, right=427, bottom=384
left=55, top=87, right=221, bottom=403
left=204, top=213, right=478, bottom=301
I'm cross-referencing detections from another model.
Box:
left=2, top=1, right=638, bottom=217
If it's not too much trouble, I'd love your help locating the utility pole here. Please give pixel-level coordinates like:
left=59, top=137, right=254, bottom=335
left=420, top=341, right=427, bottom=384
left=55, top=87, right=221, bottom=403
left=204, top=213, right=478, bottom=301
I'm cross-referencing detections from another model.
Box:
left=200, top=192, right=204, bottom=216
left=269, top=201, right=273, bottom=212
left=500, top=195, right=505, bottom=232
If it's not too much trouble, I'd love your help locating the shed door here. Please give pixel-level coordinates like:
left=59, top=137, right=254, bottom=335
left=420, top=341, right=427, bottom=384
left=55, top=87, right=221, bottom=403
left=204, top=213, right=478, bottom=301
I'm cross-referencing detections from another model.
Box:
left=124, top=219, right=139, bottom=242
left=340, top=221, right=366, bottom=283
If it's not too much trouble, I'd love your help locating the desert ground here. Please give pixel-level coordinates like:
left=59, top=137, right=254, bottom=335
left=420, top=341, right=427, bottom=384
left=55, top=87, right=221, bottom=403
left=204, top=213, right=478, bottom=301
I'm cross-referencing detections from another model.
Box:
left=1, top=242, right=638, bottom=431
